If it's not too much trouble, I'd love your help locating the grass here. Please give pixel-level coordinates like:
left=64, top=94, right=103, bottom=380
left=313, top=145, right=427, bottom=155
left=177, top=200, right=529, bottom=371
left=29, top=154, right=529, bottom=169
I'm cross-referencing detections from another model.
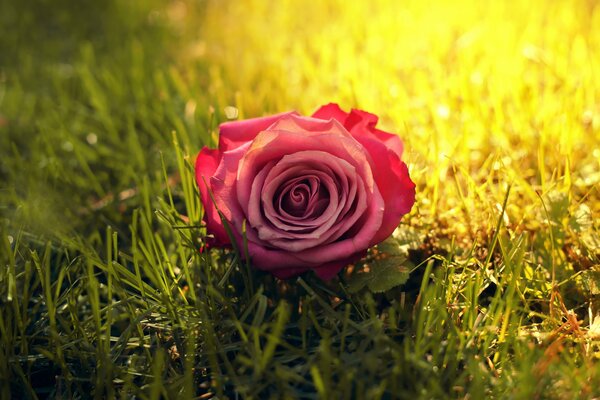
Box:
left=1, top=0, right=599, bottom=398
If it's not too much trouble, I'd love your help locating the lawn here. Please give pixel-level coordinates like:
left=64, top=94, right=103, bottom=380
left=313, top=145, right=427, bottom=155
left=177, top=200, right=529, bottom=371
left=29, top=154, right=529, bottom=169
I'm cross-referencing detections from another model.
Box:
left=1, top=0, right=599, bottom=398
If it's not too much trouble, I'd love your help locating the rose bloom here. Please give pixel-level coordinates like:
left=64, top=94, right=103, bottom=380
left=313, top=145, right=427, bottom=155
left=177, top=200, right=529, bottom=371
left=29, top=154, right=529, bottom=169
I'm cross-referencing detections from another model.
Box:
left=195, top=103, right=415, bottom=279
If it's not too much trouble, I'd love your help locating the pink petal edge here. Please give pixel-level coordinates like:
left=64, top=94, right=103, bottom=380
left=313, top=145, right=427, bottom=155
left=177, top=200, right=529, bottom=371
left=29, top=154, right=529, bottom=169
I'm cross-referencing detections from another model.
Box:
left=195, top=147, right=229, bottom=245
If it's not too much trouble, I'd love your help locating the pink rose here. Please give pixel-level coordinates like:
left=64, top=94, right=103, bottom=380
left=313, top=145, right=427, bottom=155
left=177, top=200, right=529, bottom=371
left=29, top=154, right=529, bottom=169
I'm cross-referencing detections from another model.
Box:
left=195, top=103, right=415, bottom=280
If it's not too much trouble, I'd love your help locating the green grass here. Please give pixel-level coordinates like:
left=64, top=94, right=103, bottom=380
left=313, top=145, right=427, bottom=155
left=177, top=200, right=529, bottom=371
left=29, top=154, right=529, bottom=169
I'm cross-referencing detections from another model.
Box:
left=1, top=0, right=600, bottom=398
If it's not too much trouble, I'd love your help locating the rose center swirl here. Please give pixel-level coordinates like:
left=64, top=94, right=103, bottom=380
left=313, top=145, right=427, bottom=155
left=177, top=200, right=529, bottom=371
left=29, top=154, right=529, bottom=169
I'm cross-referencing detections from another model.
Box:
left=277, top=176, right=330, bottom=218
left=246, top=150, right=366, bottom=251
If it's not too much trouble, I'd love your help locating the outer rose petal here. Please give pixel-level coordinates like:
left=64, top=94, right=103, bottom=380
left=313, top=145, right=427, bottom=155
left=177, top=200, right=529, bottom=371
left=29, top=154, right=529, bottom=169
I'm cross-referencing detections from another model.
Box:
left=312, top=103, right=404, bottom=158
left=218, top=111, right=299, bottom=152
left=195, top=147, right=229, bottom=245
left=210, top=142, right=252, bottom=240
left=313, top=103, right=415, bottom=244
left=351, top=134, right=416, bottom=244
left=313, top=251, right=366, bottom=280
left=313, top=261, right=347, bottom=280
left=346, top=109, right=404, bottom=158
left=311, top=102, right=350, bottom=124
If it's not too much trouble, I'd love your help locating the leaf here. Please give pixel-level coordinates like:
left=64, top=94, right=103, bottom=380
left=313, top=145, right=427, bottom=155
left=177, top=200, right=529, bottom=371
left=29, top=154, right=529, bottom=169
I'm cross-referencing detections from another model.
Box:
left=582, top=232, right=600, bottom=252
left=347, top=255, right=411, bottom=293
left=570, top=203, right=593, bottom=232
left=579, top=267, right=600, bottom=295
left=391, top=226, right=424, bottom=250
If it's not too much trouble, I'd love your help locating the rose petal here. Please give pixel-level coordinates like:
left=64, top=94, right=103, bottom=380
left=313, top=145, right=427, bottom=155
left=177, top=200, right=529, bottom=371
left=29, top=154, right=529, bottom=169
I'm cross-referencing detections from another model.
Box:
left=267, top=113, right=349, bottom=134
left=351, top=134, right=416, bottom=244
left=218, top=111, right=299, bottom=152
left=237, top=115, right=374, bottom=217
left=312, top=104, right=404, bottom=158
left=277, top=175, right=325, bottom=218
left=312, top=250, right=366, bottom=280
left=257, top=169, right=341, bottom=246
left=247, top=183, right=384, bottom=269
left=311, top=103, right=350, bottom=125
left=195, top=147, right=229, bottom=245
left=260, top=153, right=348, bottom=232
left=346, top=108, right=404, bottom=158
left=209, top=142, right=252, bottom=241
left=293, top=183, right=384, bottom=263
left=245, top=150, right=370, bottom=252
left=263, top=164, right=367, bottom=250
left=246, top=166, right=331, bottom=235
left=313, top=104, right=415, bottom=245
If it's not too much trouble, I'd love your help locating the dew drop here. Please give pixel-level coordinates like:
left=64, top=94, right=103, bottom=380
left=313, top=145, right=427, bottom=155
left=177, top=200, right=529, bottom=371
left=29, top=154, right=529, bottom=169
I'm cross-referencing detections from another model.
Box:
left=224, top=106, right=239, bottom=120
left=436, top=104, right=450, bottom=119
left=86, top=133, right=98, bottom=145
left=62, top=141, right=74, bottom=152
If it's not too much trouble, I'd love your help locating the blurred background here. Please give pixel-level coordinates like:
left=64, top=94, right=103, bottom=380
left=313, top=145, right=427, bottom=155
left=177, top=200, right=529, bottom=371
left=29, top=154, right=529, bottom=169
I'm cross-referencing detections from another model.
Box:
left=1, top=1, right=600, bottom=398
left=1, top=0, right=598, bottom=239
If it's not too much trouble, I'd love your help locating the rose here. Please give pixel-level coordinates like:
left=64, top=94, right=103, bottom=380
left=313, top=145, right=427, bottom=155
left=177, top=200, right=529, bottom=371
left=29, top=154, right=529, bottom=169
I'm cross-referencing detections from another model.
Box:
left=195, top=103, right=415, bottom=279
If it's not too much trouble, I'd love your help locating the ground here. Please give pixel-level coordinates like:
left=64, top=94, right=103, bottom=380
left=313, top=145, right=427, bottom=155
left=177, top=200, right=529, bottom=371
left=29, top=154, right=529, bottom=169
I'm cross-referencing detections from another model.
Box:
left=1, top=0, right=599, bottom=398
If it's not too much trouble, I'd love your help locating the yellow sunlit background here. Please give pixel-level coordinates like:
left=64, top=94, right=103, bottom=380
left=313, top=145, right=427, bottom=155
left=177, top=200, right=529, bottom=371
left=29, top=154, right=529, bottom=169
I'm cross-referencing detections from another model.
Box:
left=182, top=0, right=600, bottom=241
